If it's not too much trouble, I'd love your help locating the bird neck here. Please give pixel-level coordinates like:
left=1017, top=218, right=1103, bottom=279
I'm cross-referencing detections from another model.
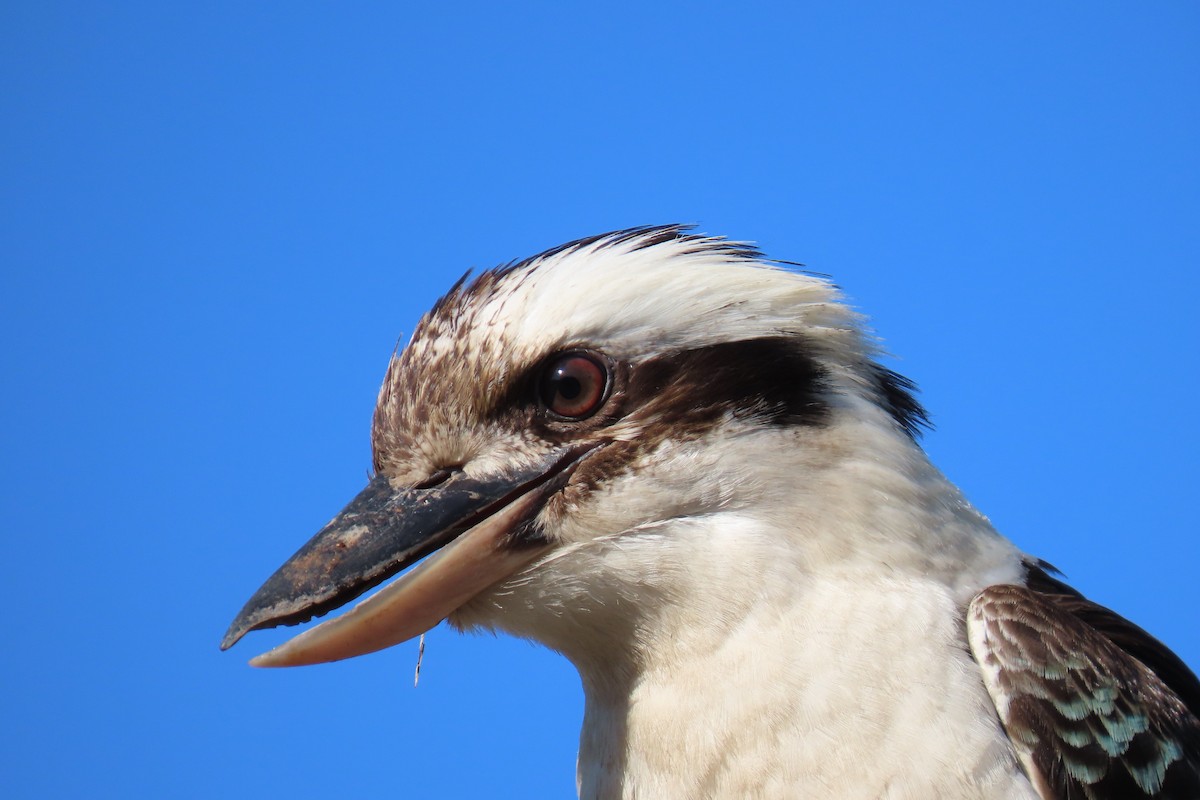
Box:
left=562, top=430, right=1032, bottom=798
left=573, top=561, right=1033, bottom=799
left=571, top=566, right=1032, bottom=796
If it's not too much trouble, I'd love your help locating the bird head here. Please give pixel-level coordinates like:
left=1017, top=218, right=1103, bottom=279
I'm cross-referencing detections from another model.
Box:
left=222, top=226, right=938, bottom=672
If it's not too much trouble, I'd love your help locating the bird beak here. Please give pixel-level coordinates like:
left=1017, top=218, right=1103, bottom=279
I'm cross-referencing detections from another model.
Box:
left=221, top=443, right=597, bottom=667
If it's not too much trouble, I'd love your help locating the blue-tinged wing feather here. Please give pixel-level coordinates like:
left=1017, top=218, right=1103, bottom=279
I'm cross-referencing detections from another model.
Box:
left=968, top=572, right=1200, bottom=799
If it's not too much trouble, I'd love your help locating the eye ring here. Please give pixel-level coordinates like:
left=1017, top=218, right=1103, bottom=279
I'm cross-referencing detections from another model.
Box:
left=537, top=350, right=611, bottom=421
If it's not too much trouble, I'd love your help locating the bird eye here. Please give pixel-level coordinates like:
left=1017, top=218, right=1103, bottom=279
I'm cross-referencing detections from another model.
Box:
left=537, top=351, right=609, bottom=420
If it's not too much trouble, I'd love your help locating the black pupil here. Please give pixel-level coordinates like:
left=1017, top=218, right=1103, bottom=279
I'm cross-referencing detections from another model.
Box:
left=555, top=373, right=582, bottom=400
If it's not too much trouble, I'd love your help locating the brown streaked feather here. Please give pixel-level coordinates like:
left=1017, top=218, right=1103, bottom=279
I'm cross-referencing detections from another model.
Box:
left=968, top=581, right=1200, bottom=799
left=1024, top=564, right=1200, bottom=719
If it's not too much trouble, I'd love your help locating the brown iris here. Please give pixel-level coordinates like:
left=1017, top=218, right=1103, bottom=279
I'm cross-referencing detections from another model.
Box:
left=538, top=351, right=609, bottom=420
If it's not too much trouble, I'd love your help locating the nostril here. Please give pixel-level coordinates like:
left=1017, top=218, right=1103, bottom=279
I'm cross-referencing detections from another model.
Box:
left=412, top=464, right=463, bottom=490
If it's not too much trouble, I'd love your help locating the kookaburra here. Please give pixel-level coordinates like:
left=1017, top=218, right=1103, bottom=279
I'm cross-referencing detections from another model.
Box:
left=223, top=226, right=1199, bottom=799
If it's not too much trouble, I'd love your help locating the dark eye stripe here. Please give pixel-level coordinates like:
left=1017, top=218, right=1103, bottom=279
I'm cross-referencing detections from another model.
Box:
left=622, top=337, right=830, bottom=430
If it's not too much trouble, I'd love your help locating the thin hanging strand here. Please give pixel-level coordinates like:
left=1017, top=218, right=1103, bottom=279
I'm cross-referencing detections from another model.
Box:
left=413, top=633, right=426, bottom=687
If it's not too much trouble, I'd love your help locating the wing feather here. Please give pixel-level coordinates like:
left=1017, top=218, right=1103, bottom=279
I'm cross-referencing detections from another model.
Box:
left=968, top=581, right=1200, bottom=799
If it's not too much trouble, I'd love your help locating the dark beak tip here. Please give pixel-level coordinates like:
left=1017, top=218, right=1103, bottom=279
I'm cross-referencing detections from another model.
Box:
left=222, top=592, right=279, bottom=652
left=221, top=615, right=252, bottom=651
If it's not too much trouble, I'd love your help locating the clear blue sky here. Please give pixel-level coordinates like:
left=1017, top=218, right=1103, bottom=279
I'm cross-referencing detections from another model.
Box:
left=2, top=3, right=1197, bottom=797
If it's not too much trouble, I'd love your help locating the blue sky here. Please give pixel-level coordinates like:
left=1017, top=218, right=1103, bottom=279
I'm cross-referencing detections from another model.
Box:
left=2, top=3, right=1197, bottom=797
